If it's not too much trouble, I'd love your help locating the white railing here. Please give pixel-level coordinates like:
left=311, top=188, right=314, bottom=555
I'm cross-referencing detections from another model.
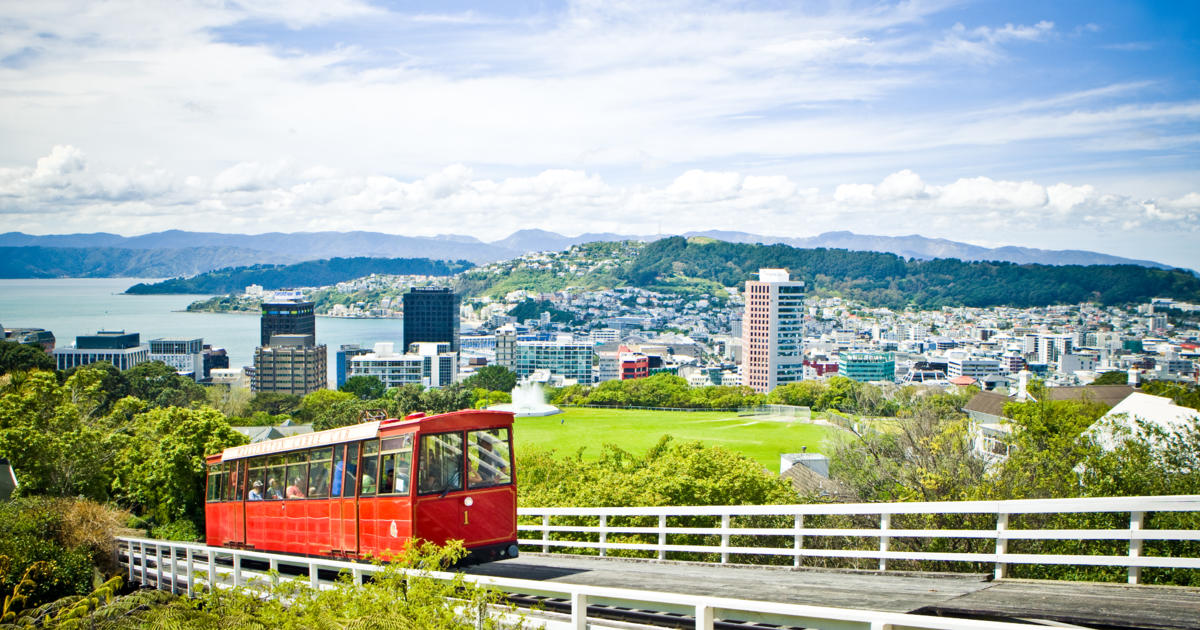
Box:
left=116, top=536, right=1045, bottom=630
left=517, top=495, right=1200, bottom=584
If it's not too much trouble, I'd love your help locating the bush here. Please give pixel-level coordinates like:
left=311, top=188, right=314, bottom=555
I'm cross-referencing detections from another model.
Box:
left=150, top=519, right=201, bottom=542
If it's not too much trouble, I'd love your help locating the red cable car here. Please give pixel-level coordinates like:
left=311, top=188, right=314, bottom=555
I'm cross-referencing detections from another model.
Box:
left=204, top=409, right=519, bottom=563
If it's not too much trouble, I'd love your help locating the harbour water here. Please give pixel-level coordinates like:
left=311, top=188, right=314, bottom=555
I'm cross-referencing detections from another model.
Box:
left=0, top=278, right=407, bottom=385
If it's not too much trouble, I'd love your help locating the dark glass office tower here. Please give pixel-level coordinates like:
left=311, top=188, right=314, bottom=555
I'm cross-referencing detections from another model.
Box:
left=260, top=300, right=315, bottom=346
left=402, top=287, right=460, bottom=352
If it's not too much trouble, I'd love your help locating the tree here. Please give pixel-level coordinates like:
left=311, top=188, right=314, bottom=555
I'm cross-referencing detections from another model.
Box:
left=340, top=375, right=385, bottom=400
left=298, top=389, right=356, bottom=423
left=109, top=406, right=247, bottom=528
left=828, top=392, right=985, bottom=502
left=0, top=341, right=54, bottom=376
left=519, top=436, right=797, bottom=508
left=1092, top=371, right=1130, bottom=385
left=767, top=381, right=827, bottom=407
left=248, top=392, right=302, bottom=416
left=0, top=369, right=117, bottom=499
left=125, top=361, right=207, bottom=408
left=462, top=365, right=517, bottom=394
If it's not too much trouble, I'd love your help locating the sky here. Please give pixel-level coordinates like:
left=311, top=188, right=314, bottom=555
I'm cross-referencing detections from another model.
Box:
left=0, top=0, right=1197, bottom=267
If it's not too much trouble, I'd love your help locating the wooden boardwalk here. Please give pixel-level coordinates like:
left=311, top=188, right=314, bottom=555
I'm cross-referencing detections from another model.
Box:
left=466, top=554, right=1200, bottom=630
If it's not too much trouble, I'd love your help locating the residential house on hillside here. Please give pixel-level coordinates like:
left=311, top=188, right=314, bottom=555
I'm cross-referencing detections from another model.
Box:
left=1087, top=392, right=1199, bottom=451
left=965, top=380, right=1134, bottom=462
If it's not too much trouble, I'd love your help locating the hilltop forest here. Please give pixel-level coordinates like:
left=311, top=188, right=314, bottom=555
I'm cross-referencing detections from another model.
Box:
left=620, top=237, right=1200, bottom=308
left=125, top=256, right=474, bottom=294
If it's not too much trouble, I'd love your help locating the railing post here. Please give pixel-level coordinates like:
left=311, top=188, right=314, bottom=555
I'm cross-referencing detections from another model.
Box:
left=186, top=547, right=195, bottom=598
left=1129, top=511, right=1144, bottom=585
left=169, top=544, right=178, bottom=594
left=879, top=513, right=891, bottom=572
left=794, top=514, right=804, bottom=568
left=658, top=514, right=667, bottom=561
left=571, top=592, right=588, bottom=630
left=127, top=541, right=134, bottom=583
left=233, top=553, right=243, bottom=588
left=871, top=622, right=893, bottom=630
left=310, top=562, right=319, bottom=589
left=139, top=541, right=146, bottom=586
left=207, top=549, right=216, bottom=589
left=599, top=514, right=608, bottom=557
left=542, top=514, right=550, bottom=553
left=695, top=603, right=715, bottom=630
left=155, top=544, right=163, bottom=590
left=353, top=568, right=363, bottom=586
left=994, top=512, right=1009, bottom=580
left=720, top=514, right=731, bottom=564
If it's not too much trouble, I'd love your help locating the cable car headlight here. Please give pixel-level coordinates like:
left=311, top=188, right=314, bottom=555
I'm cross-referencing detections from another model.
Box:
left=464, top=497, right=474, bottom=506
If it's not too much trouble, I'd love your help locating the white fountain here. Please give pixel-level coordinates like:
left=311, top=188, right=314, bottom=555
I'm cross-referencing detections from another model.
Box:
left=488, top=380, right=562, bottom=417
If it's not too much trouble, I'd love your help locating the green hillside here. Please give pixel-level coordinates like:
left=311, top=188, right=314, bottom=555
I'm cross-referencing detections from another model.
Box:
left=126, top=256, right=473, bottom=294
left=620, top=237, right=1200, bottom=308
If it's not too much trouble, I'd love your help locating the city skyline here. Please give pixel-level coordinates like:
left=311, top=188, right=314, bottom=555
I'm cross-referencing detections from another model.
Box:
left=0, top=1, right=1197, bottom=267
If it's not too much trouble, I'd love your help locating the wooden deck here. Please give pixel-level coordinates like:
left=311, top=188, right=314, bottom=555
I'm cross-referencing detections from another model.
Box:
left=466, top=554, right=1200, bottom=630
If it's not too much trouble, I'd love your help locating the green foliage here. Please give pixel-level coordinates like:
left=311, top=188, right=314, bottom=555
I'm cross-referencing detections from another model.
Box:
left=126, top=256, right=474, bottom=294
left=547, top=373, right=764, bottom=409
left=311, top=398, right=396, bottom=432
left=108, top=406, right=247, bottom=529
left=124, top=361, right=206, bottom=409
left=149, top=520, right=201, bottom=542
left=296, top=388, right=356, bottom=423
left=129, top=540, right=520, bottom=629
left=506, top=299, right=581, bottom=324
left=248, top=392, right=302, bottom=416
left=340, top=375, right=386, bottom=400
left=622, top=236, right=1200, bottom=307
left=0, top=370, right=119, bottom=498
left=471, top=389, right=511, bottom=409
left=520, top=436, right=797, bottom=508
left=462, top=365, right=517, bottom=394
left=1091, top=370, right=1130, bottom=385
left=0, top=342, right=54, bottom=377
left=828, top=392, right=982, bottom=501
left=0, top=498, right=127, bottom=613
left=1141, top=380, right=1200, bottom=411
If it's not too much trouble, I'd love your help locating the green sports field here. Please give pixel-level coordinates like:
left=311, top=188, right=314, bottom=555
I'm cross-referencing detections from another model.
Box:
left=513, top=407, right=839, bottom=474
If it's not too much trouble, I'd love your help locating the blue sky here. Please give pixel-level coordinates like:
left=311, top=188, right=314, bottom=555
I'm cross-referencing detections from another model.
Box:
left=0, top=1, right=1197, bottom=267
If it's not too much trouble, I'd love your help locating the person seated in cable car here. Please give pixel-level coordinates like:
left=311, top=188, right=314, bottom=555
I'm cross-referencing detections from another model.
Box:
left=248, top=480, right=264, bottom=500
left=267, top=477, right=284, bottom=500
left=360, top=473, right=376, bottom=495
left=286, top=477, right=306, bottom=499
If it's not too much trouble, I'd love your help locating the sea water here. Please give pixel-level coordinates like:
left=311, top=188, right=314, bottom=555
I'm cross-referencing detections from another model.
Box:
left=0, top=278, right=407, bottom=385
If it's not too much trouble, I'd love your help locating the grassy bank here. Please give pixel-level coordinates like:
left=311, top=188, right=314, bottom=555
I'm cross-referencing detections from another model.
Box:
left=514, top=407, right=838, bottom=474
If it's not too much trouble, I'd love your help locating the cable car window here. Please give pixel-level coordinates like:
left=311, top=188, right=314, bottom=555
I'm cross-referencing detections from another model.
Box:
left=359, top=440, right=379, bottom=496
left=342, top=443, right=359, bottom=497
left=266, top=455, right=285, bottom=500
left=418, top=432, right=464, bottom=495
left=206, top=464, right=221, bottom=502
left=246, top=457, right=267, bottom=500
left=331, top=445, right=345, bottom=497
left=285, top=451, right=308, bottom=499
left=308, top=447, right=332, bottom=499
left=379, top=434, right=413, bottom=496
left=226, top=461, right=242, bottom=502
left=467, top=428, right=512, bottom=489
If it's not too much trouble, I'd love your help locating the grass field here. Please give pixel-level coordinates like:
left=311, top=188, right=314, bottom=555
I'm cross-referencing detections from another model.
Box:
left=514, top=407, right=840, bottom=474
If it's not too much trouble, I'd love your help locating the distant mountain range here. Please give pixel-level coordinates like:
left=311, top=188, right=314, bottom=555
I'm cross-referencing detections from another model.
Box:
left=0, top=228, right=1180, bottom=279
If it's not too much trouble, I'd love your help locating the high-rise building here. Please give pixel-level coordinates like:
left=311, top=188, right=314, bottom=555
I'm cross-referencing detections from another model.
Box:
left=260, top=300, right=315, bottom=347
left=54, top=330, right=150, bottom=371
left=515, top=339, right=593, bottom=384
left=149, top=337, right=205, bottom=380
left=335, top=344, right=373, bottom=388
left=742, top=269, right=805, bottom=394
left=347, top=342, right=457, bottom=388
left=402, top=287, right=460, bottom=352
left=252, top=334, right=327, bottom=395
left=838, top=352, right=896, bottom=382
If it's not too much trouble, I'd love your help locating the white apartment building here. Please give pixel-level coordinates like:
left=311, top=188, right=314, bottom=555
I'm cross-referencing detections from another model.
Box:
left=742, top=268, right=805, bottom=394
left=514, top=339, right=593, bottom=384
left=347, top=342, right=456, bottom=389
left=149, top=337, right=204, bottom=380
left=947, top=356, right=1004, bottom=379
